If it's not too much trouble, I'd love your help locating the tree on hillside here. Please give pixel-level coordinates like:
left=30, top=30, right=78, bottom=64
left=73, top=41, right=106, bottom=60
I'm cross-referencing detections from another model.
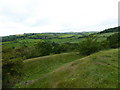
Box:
left=100, top=40, right=110, bottom=49
left=2, top=46, right=24, bottom=88
left=35, top=41, right=52, bottom=56
left=107, top=32, right=120, bottom=48
left=79, top=35, right=101, bottom=55
left=61, top=43, right=79, bottom=52
left=51, top=42, right=62, bottom=54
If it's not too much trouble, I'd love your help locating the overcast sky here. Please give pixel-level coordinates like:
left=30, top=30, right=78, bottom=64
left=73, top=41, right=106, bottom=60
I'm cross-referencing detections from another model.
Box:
left=0, top=0, right=119, bottom=36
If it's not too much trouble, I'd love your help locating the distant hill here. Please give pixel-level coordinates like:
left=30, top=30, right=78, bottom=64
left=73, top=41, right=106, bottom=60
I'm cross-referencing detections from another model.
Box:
left=1, top=32, right=94, bottom=42
left=99, top=26, right=120, bottom=34
left=1, top=26, right=119, bottom=42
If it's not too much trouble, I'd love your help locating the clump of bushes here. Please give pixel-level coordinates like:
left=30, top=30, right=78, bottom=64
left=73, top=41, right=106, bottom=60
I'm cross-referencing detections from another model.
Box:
left=2, top=46, right=24, bottom=88
left=79, top=32, right=120, bottom=55
left=107, top=32, right=120, bottom=48
left=79, top=35, right=101, bottom=55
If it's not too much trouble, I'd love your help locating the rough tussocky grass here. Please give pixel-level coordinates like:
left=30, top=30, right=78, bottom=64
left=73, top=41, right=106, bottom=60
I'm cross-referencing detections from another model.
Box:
left=15, top=52, right=83, bottom=88
left=23, top=49, right=118, bottom=88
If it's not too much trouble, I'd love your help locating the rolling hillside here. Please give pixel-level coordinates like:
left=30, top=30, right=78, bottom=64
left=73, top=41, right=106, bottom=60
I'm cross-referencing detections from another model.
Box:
left=2, top=26, right=119, bottom=88
left=2, top=26, right=119, bottom=48
left=15, top=52, right=83, bottom=88
left=16, top=48, right=118, bottom=88
left=1, top=31, right=117, bottom=49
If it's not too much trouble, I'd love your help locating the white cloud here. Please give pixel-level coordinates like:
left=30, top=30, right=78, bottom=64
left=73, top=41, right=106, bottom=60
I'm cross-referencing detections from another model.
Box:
left=0, top=0, right=119, bottom=36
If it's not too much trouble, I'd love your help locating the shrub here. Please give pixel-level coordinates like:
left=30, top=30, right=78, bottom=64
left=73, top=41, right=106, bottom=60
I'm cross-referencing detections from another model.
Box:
left=79, top=35, right=101, bottom=55
left=2, top=46, right=24, bottom=88
left=35, top=41, right=52, bottom=56
left=2, top=58, right=23, bottom=88
left=107, top=32, right=120, bottom=48
left=51, top=42, right=62, bottom=54
left=100, top=40, right=110, bottom=49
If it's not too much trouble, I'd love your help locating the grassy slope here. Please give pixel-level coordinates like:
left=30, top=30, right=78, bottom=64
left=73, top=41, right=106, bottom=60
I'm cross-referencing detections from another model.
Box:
left=23, top=49, right=118, bottom=88
left=15, top=52, right=83, bottom=87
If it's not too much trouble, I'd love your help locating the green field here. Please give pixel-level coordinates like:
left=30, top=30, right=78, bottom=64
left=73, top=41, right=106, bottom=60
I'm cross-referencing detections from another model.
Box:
left=2, top=32, right=116, bottom=47
left=2, top=27, right=119, bottom=88
left=2, top=39, right=44, bottom=48
left=15, top=48, right=118, bottom=88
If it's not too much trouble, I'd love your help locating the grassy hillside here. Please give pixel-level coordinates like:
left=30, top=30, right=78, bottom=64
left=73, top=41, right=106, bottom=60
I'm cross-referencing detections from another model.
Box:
left=2, top=27, right=119, bottom=88
left=16, top=49, right=118, bottom=88
left=15, top=52, right=83, bottom=87
left=2, top=26, right=119, bottom=46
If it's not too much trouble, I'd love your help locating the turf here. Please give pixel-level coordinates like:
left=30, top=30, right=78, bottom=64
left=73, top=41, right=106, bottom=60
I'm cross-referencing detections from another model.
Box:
left=15, top=48, right=118, bottom=88
left=15, top=52, right=83, bottom=88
